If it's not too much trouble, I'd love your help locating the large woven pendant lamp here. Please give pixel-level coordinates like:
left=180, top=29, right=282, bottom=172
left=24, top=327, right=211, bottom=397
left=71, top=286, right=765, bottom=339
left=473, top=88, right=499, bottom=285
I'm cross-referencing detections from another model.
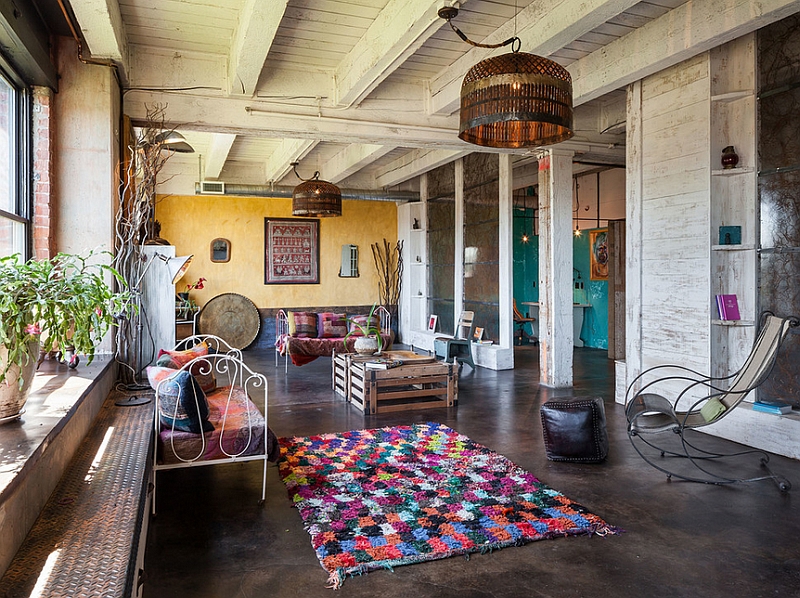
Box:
left=290, top=161, right=342, bottom=217
left=439, top=6, right=574, bottom=148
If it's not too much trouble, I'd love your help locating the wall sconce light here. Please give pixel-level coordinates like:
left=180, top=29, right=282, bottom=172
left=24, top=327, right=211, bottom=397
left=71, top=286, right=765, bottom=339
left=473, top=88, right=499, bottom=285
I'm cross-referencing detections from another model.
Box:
left=439, top=6, right=574, bottom=148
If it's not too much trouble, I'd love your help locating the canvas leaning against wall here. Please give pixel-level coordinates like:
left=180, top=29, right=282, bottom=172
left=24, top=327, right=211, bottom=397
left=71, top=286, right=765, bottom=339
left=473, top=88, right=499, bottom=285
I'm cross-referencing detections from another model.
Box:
left=264, top=218, right=320, bottom=284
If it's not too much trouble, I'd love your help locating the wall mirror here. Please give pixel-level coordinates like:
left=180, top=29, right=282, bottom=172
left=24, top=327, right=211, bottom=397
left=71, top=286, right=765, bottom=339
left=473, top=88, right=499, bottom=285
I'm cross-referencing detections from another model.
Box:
left=211, top=238, right=231, bottom=263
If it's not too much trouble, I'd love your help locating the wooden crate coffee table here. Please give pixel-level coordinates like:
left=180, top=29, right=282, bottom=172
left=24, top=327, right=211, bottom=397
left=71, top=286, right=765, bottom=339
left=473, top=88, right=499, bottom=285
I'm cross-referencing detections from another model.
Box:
left=332, top=350, right=457, bottom=414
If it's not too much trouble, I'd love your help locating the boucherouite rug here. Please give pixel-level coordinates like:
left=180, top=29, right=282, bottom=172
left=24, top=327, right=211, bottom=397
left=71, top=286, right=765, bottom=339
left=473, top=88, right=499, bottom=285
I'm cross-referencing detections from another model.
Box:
left=278, top=422, right=619, bottom=589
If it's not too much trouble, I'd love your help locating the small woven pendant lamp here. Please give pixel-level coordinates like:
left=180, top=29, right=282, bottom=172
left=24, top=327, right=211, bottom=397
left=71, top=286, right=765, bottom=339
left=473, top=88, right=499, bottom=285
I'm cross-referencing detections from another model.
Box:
left=290, top=162, right=342, bottom=217
left=439, top=6, right=574, bottom=148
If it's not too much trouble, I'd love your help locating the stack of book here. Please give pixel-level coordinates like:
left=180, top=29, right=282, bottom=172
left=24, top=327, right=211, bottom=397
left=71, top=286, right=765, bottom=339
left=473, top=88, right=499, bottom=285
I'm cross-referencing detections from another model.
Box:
left=715, top=294, right=740, bottom=321
left=365, top=358, right=404, bottom=370
left=751, top=400, right=793, bottom=415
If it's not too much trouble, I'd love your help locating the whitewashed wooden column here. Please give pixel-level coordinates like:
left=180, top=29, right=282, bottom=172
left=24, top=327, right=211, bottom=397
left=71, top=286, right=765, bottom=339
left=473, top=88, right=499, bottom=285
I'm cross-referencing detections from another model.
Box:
left=498, top=154, right=514, bottom=353
left=454, top=158, right=465, bottom=322
left=622, top=80, right=644, bottom=404
left=538, top=148, right=574, bottom=387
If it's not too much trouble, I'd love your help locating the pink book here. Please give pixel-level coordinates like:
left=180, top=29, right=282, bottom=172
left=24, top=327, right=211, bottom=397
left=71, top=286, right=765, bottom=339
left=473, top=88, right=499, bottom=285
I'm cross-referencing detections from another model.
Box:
left=716, top=294, right=740, bottom=320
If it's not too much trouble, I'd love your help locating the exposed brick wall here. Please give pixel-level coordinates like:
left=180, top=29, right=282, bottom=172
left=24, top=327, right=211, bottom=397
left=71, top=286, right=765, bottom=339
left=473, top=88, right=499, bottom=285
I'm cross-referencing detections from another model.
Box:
left=32, top=86, right=55, bottom=260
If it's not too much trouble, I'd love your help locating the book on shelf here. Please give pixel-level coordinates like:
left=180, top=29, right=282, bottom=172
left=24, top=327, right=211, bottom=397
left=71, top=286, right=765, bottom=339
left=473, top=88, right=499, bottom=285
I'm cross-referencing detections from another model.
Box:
left=752, top=400, right=793, bottom=415
left=365, top=358, right=404, bottom=370
left=715, top=294, right=741, bottom=321
left=474, top=339, right=493, bottom=345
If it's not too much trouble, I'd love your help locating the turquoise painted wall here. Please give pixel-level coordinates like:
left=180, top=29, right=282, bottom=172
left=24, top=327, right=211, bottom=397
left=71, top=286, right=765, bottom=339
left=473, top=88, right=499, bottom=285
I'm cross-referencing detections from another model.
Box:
left=512, top=216, right=608, bottom=349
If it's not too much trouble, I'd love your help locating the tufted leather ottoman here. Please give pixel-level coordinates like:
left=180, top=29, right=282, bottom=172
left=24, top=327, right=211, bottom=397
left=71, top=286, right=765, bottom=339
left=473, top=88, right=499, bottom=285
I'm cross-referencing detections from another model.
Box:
left=540, top=397, right=609, bottom=463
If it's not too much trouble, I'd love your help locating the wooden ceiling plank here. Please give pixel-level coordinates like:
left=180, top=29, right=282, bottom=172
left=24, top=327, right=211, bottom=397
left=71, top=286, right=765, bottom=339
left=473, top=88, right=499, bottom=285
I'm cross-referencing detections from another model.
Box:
left=229, top=0, right=289, bottom=96
left=334, top=0, right=451, bottom=108
left=570, top=0, right=800, bottom=105
left=203, top=134, right=238, bottom=179
left=264, top=138, right=320, bottom=182
left=374, top=148, right=471, bottom=187
left=322, top=144, right=395, bottom=183
left=70, top=0, right=129, bottom=74
left=429, top=0, right=642, bottom=115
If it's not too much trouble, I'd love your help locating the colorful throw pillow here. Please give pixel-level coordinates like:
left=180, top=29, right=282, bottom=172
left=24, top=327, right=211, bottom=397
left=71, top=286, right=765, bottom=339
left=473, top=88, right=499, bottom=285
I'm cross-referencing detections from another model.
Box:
left=348, top=314, right=378, bottom=336
left=155, top=341, right=215, bottom=393
left=318, top=312, right=348, bottom=338
left=147, top=366, right=214, bottom=434
left=156, top=341, right=209, bottom=367
left=288, top=311, right=318, bottom=338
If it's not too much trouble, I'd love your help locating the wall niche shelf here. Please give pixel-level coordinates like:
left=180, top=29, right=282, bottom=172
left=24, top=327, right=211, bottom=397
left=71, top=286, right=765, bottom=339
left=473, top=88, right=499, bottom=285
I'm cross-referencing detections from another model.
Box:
left=711, top=167, right=754, bottom=176
left=711, top=243, right=756, bottom=251
left=710, top=90, right=752, bottom=103
left=712, top=319, right=756, bottom=327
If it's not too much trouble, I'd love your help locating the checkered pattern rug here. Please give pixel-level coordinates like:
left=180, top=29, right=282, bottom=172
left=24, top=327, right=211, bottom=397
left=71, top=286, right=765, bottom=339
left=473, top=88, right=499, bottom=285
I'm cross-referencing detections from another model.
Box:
left=278, top=422, right=618, bottom=588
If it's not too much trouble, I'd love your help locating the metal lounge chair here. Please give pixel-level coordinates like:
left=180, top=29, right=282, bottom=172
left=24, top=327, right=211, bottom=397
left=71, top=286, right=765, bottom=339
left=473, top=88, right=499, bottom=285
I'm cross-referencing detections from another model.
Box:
left=625, top=312, right=799, bottom=491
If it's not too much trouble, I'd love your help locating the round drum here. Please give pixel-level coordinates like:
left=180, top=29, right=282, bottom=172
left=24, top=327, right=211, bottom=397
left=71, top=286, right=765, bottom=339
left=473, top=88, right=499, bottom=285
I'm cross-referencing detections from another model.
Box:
left=196, top=293, right=261, bottom=349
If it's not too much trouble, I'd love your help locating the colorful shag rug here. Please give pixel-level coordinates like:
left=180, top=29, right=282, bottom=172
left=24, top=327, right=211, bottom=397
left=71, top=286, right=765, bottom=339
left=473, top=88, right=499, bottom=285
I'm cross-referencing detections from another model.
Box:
left=278, top=422, right=619, bottom=589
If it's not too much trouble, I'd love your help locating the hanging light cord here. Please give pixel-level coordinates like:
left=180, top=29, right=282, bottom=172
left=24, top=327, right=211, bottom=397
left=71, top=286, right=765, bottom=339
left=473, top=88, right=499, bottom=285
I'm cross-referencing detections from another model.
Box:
left=439, top=7, right=521, bottom=52
left=290, top=161, right=320, bottom=182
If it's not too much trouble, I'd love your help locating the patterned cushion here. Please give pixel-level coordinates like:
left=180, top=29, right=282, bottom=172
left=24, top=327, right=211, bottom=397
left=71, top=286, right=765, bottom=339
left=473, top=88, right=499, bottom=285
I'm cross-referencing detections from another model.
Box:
left=348, top=314, right=378, bottom=337
left=156, top=341, right=209, bottom=367
left=147, top=366, right=214, bottom=434
left=288, top=311, right=318, bottom=338
left=155, top=342, right=215, bottom=393
left=317, top=312, right=348, bottom=338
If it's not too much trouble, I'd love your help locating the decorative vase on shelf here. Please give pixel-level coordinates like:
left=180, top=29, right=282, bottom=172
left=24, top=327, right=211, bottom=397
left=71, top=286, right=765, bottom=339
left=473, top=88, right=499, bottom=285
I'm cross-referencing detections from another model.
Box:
left=721, top=146, right=739, bottom=169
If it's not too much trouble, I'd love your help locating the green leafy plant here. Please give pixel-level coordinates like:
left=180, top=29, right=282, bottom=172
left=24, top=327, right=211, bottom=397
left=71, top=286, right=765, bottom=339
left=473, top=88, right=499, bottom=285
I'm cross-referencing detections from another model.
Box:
left=0, top=251, right=130, bottom=387
left=343, top=303, right=383, bottom=352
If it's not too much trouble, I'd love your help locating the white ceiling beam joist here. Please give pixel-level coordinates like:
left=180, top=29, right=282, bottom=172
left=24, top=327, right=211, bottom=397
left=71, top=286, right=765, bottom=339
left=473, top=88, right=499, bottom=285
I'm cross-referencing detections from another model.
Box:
left=69, top=0, right=129, bottom=75
left=228, top=0, right=289, bottom=96
left=375, top=148, right=471, bottom=188
left=124, top=90, right=471, bottom=150
left=570, top=0, right=800, bottom=105
left=322, top=144, right=395, bottom=184
left=429, top=0, right=640, bottom=115
left=203, top=133, right=237, bottom=179
left=264, top=138, right=319, bottom=183
left=335, top=0, right=453, bottom=107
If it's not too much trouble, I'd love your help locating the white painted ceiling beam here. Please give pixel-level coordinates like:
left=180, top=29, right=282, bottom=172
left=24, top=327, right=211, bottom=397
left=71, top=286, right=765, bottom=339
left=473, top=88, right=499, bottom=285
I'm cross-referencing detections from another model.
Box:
left=264, top=138, right=319, bottom=183
left=228, top=0, right=289, bottom=96
left=70, top=0, right=129, bottom=75
left=203, top=134, right=237, bottom=179
left=375, top=149, right=471, bottom=187
left=322, top=144, right=395, bottom=184
left=124, top=90, right=469, bottom=150
left=570, top=0, right=800, bottom=105
left=429, top=0, right=640, bottom=115
left=335, top=0, right=452, bottom=107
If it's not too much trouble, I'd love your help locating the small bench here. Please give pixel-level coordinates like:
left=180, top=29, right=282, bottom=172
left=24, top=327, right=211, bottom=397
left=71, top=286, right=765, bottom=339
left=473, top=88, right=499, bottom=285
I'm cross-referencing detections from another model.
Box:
left=0, top=392, right=153, bottom=597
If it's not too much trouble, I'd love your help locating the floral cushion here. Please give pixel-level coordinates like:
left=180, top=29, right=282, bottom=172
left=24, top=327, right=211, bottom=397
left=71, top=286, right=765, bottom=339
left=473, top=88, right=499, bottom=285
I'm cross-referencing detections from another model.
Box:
left=348, top=314, right=378, bottom=337
left=317, top=312, right=348, bottom=338
left=147, top=366, right=214, bottom=434
left=155, top=341, right=215, bottom=392
left=288, top=311, right=318, bottom=338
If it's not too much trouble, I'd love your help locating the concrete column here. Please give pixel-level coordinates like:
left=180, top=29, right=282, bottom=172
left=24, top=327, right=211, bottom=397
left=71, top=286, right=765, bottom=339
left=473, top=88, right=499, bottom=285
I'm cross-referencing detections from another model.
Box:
left=498, top=154, right=513, bottom=353
left=538, top=148, right=574, bottom=387
left=454, top=158, right=465, bottom=323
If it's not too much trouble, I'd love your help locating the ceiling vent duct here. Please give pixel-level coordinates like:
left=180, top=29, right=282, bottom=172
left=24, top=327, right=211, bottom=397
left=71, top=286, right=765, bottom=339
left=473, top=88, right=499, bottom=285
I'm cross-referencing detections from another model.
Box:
left=200, top=181, right=226, bottom=194
left=194, top=182, right=419, bottom=203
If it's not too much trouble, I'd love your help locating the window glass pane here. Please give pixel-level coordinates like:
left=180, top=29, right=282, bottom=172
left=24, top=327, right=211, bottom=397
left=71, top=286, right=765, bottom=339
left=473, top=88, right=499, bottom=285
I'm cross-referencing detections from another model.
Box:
left=0, top=73, right=13, bottom=214
left=0, top=216, right=24, bottom=257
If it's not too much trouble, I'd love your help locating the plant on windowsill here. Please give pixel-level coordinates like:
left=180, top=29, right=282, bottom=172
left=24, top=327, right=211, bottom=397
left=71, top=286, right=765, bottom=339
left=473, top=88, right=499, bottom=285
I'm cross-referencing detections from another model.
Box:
left=344, top=303, right=383, bottom=355
left=0, top=250, right=130, bottom=422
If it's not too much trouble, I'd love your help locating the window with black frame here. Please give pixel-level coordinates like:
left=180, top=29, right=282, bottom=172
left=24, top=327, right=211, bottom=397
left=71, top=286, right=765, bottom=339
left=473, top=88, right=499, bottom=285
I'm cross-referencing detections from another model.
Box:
left=0, top=62, right=30, bottom=259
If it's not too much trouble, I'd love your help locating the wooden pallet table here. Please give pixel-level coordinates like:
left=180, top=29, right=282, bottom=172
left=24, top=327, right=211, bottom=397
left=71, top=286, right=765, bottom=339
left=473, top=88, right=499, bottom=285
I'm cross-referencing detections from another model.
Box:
left=332, top=351, right=458, bottom=414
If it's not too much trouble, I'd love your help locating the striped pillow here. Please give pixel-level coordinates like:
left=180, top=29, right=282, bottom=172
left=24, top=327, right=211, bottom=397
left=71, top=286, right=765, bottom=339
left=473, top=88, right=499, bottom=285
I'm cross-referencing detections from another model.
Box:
left=348, top=314, right=378, bottom=336
left=288, top=311, right=318, bottom=338
left=318, top=312, right=348, bottom=338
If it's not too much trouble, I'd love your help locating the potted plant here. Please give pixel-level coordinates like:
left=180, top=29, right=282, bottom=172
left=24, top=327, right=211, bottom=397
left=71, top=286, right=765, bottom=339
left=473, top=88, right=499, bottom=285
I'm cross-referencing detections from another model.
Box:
left=344, top=303, right=383, bottom=355
left=0, top=251, right=130, bottom=421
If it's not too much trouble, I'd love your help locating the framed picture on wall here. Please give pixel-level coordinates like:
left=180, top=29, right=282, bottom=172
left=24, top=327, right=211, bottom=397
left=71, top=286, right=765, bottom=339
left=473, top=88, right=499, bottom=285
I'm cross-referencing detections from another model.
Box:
left=590, top=229, right=609, bottom=280
left=264, top=218, right=320, bottom=284
left=427, top=314, right=438, bottom=332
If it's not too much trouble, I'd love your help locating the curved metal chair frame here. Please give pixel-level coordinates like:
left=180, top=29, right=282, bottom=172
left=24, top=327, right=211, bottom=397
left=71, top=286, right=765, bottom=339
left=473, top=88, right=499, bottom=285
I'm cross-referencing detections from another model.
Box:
left=625, top=312, right=799, bottom=491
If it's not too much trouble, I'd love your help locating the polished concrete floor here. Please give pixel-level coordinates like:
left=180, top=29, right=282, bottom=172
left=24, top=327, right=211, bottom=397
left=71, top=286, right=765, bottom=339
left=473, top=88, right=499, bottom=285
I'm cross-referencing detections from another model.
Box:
left=143, top=346, right=800, bottom=597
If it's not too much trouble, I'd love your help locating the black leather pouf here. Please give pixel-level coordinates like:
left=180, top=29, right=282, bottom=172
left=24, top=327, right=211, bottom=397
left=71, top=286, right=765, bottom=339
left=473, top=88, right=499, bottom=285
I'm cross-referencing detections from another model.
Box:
left=540, top=397, right=609, bottom=463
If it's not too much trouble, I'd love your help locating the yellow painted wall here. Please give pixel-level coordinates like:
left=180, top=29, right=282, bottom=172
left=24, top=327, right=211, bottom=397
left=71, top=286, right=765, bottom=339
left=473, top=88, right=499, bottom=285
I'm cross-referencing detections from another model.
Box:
left=155, top=195, right=397, bottom=309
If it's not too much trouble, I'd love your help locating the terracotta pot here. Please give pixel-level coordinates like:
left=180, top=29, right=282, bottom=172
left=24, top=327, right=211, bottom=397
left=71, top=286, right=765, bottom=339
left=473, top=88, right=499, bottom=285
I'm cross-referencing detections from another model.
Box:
left=354, top=336, right=379, bottom=355
left=0, top=340, right=40, bottom=422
